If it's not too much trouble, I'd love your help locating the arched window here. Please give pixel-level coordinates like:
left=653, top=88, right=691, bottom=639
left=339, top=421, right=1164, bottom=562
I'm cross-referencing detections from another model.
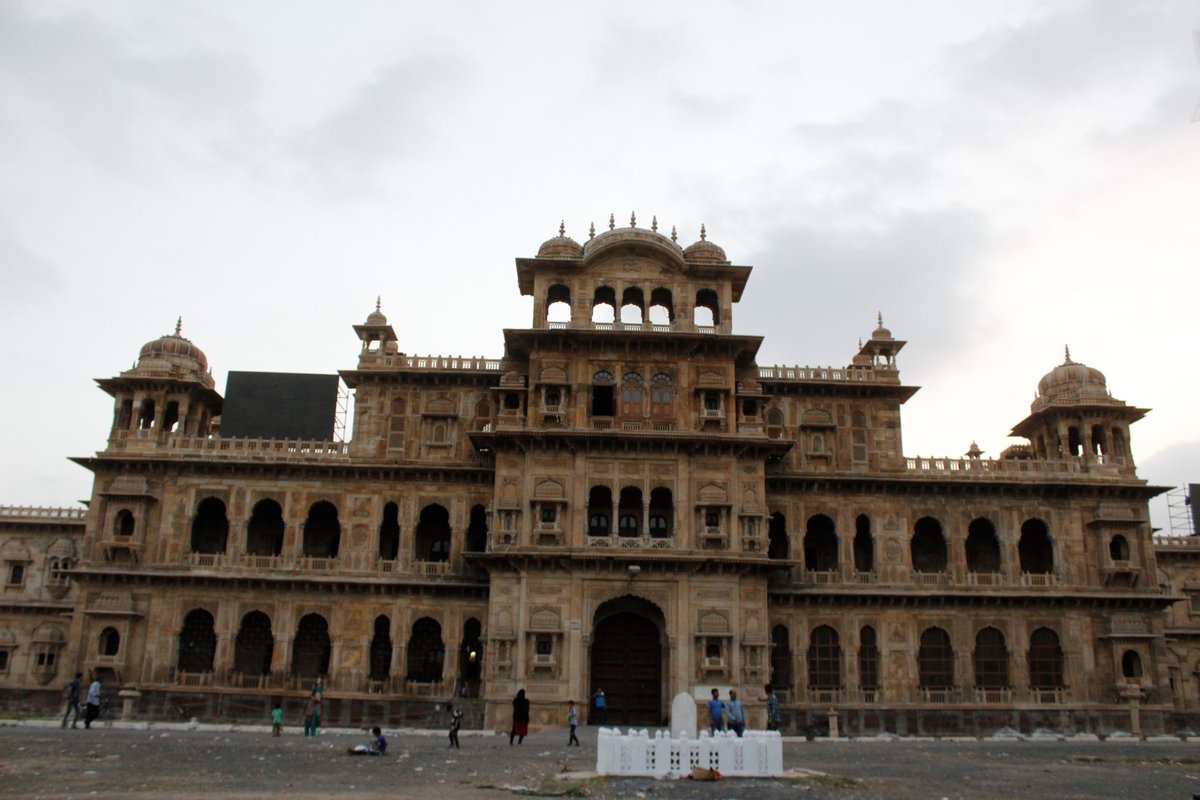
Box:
left=618, top=487, right=642, bottom=537
left=546, top=284, right=571, bottom=324
left=649, top=488, right=673, bottom=538
left=588, top=486, right=612, bottom=536
left=973, top=627, right=1009, bottom=689
left=804, top=514, right=838, bottom=572
left=620, top=372, right=644, bottom=417
left=406, top=617, right=445, bottom=683
left=859, top=626, right=879, bottom=690
left=650, top=373, right=673, bottom=418
left=911, top=517, right=948, bottom=572
left=369, top=615, right=392, bottom=682
left=379, top=501, right=400, bottom=560
left=591, top=286, right=617, bottom=323
left=648, top=287, right=674, bottom=325
left=918, top=627, right=954, bottom=689
left=854, top=515, right=874, bottom=573
left=1121, top=649, right=1143, bottom=681
left=620, top=286, right=645, bottom=323
left=190, top=497, right=229, bottom=554
left=99, top=627, right=120, bottom=657
left=1109, top=535, right=1130, bottom=562
left=1029, top=628, right=1065, bottom=688
left=465, top=504, right=488, bottom=553
left=233, top=611, right=274, bottom=676
left=388, top=396, right=407, bottom=451
left=138, top=398, right=156, bottom=430
left=1091, top=424, right=1107, bottom=457
left=177, top=609, right=216, bottom=674
left=292, top=614, right=331, bottom=679
left=768, top=512, right=789, bottom=560
left=591, top=370, right=615, bottom=417
left=771, top=624, right=793, bottom=691
left=807, top=626, right=841, bottom=689
left=114, top=509, right=135, bottom=537
left=459, top=618, right=483, bottom=696
left=694, top=288, right=719, bottom=327
left=766, top=407, right=784, bottom=440
left=1018, top=518, right=1054, bottom=574
left=302, top=501, right=341, bottom=558
left=966, top=518, right=1001, bottom=574
left=246, top=499, right=284, bottom=557
left=415, top=504, right=451, bottom=562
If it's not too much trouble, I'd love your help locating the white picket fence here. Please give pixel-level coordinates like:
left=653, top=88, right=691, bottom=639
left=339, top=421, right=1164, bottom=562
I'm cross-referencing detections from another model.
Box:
left=595, top=728, right=783, bottom=778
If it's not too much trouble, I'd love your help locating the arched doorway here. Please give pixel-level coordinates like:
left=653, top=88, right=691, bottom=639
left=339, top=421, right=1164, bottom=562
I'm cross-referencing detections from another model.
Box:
left=590, top=596, right=665, bottom=726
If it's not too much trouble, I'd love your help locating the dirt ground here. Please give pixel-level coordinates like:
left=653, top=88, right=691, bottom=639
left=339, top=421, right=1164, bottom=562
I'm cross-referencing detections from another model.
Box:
left=3, top=723, right=1200, bottom=799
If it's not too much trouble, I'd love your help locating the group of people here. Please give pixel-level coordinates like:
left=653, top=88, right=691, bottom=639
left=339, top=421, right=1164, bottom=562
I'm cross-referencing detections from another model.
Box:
left=707, top=684, right=782, bottom=735
left=509, top=690, right=581, bottom=747
left=60, top=672, right=104, bottom=730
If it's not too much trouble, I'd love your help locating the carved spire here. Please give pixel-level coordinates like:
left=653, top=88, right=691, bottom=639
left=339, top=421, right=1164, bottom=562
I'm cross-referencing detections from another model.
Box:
left=699, top=223, right=707, bottom=241
left=175, top=317, right=182, bottom=336
left=651, top=215, right=658, bottom=232
left=630, top=211, right=637, bottom=228
left=877, top=311, right=883, bottom=327
left=608, top=213, right=615, bottom=231
left=558, top=220, right=565, bottom=237
left=375, top=296, right=382, bottom=313
left=671, top=225, right=677, bottom=242
left=589, top=222, right=596, bottom=240
left=1063, top=344, right=1073, bottom=364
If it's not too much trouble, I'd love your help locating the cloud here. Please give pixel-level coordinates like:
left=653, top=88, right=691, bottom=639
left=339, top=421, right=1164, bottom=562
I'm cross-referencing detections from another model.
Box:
left=293, top=53, right=476, bottom=193
left=0, top=221, right=62, bottom=304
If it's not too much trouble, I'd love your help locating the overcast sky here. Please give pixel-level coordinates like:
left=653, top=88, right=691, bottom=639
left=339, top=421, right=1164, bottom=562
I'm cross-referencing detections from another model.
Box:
left=2, top=1, right=1197, bottom=531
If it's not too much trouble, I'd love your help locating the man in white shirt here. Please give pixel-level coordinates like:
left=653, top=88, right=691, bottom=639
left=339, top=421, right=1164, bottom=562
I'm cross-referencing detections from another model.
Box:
left=84, top=675, right=102, bottom=729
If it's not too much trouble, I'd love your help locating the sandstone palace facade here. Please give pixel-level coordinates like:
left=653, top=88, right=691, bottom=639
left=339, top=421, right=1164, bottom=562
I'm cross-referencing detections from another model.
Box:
left=2, top=217, right=1196, bottom=736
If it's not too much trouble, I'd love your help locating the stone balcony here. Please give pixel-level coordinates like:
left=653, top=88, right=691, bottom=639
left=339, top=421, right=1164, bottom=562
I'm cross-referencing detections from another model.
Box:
left=181, top=551, right=471, bottom=580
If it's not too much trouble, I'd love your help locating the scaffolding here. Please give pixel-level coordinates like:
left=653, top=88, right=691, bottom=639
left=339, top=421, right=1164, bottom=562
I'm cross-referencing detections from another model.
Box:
left=333, top=379, right=352, bottom=443
left=1167, top=485, right=1196, bottom=537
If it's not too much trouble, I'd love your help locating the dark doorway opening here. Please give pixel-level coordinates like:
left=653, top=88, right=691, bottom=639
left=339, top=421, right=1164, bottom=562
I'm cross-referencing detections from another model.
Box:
left=590, top=598, right=664, bottom=726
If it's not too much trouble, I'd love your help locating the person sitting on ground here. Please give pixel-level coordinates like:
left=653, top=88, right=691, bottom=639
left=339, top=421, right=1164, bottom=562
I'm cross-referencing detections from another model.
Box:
left=347, top=726, right=387, bottom=755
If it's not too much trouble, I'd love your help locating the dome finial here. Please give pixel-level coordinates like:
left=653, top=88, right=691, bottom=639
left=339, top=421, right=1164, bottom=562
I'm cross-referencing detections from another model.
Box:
left=671, top=225, right=677, bottom=242
left=877, top=311, right=883, bottom=327
left=175, top=317, right=182, bottom=336
left=700, top=223, right=707, bottom=241
left=558, top=220, right=565, bottom=237
left=375, top=296, right=382, bottom=313
left=589, top=221, right=596, bottom=240
left=630, top=211, right=636, bottom=228
left=608, top=213, right=615, bottom=231
left=1063, top=344, right=1073, bottom=364
left=651, top=215, right=658, bottom=232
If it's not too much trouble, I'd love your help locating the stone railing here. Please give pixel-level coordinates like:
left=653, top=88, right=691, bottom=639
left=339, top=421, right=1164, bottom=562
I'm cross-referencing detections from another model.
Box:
left=181, top=552, right=466, bottom=579
left=586, top=535, right=677, bottom=550
left=903, top=455, right=1129, bottom=479
left=1154, top=535, right=1200, bottom=550
left=758, top=365, right=895, bottom=382
left=596, top=728, right=783, bottom=778
left=357, top=354, right=502, bottom=371
left=164, top=436, right=351, bottom=460
left=0, top=505, right=88, bottom=520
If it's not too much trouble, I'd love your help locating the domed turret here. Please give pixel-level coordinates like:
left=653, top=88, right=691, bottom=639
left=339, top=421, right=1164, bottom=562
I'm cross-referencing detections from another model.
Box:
left=581, top=212, right=686, bottom=266
left=1033, top=346, right=1112, bottom=409
left=536, top=221, right=584, bottom=260
left=682, top=224, right=728, bottom=265
left=365, top=296, right=388, bottom=326
left=134, top=319, right=212, bottom=386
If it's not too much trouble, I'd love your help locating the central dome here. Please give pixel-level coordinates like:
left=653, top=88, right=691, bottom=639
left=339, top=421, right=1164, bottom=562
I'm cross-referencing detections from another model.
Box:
left=1033, top=348, right=1112, bottom=409
left=133, top=319, right=213, bottom=387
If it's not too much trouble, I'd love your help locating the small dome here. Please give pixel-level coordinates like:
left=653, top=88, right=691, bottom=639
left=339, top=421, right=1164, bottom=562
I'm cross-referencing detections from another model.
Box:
left=366, top=297, right=388, bottom=325
left=1034, top=347, right=1112, bottom=408
left=537, top=222, right=584, bottom=259
left=682, top=225, right=727, bottom=264
left=870, top=313, right=892, bottom=340
left=137, top=319, right=209, bottom=372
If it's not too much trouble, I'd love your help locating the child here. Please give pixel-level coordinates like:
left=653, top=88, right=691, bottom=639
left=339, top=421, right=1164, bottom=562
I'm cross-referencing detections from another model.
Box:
left=567, top=700, right=580, bottom=746
left=271, top=701, right=282, bottom=737
left=447, top=702, right=463, bottom=749
left=347, top=726, right=387, bottom=756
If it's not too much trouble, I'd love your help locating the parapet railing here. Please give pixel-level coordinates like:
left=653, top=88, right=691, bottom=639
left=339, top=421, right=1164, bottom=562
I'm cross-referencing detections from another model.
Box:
left=758, top=365, right=896, bottom=382
left=0, top=505, right=87, bottom=520
left=903, top=455, right=1130, bottom=479
left=164, top=437, right=351, bottom=459
left=357, top=353, right=502, bottom=370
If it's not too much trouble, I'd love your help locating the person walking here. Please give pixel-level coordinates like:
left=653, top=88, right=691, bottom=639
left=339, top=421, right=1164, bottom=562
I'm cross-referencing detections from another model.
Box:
left=726, top=689, right=745, bottom=737
left=303, top=694, right=321, bottom=736
left=83, top=674, right=102, bottom=729
left=271, top=701, right=283, bottom=737
left=447, top=702, right=463, bottom=749
left=566, top=700, right=580, bottom=746
left=591, top=687, right=606, bottom=725
left=61, top=672, right=82, bottom=729
left=706, top=688, right=725, bottom=735
left=510, top=689, right=530, bottom=745
left=764, top=684, right=780, bottom=732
